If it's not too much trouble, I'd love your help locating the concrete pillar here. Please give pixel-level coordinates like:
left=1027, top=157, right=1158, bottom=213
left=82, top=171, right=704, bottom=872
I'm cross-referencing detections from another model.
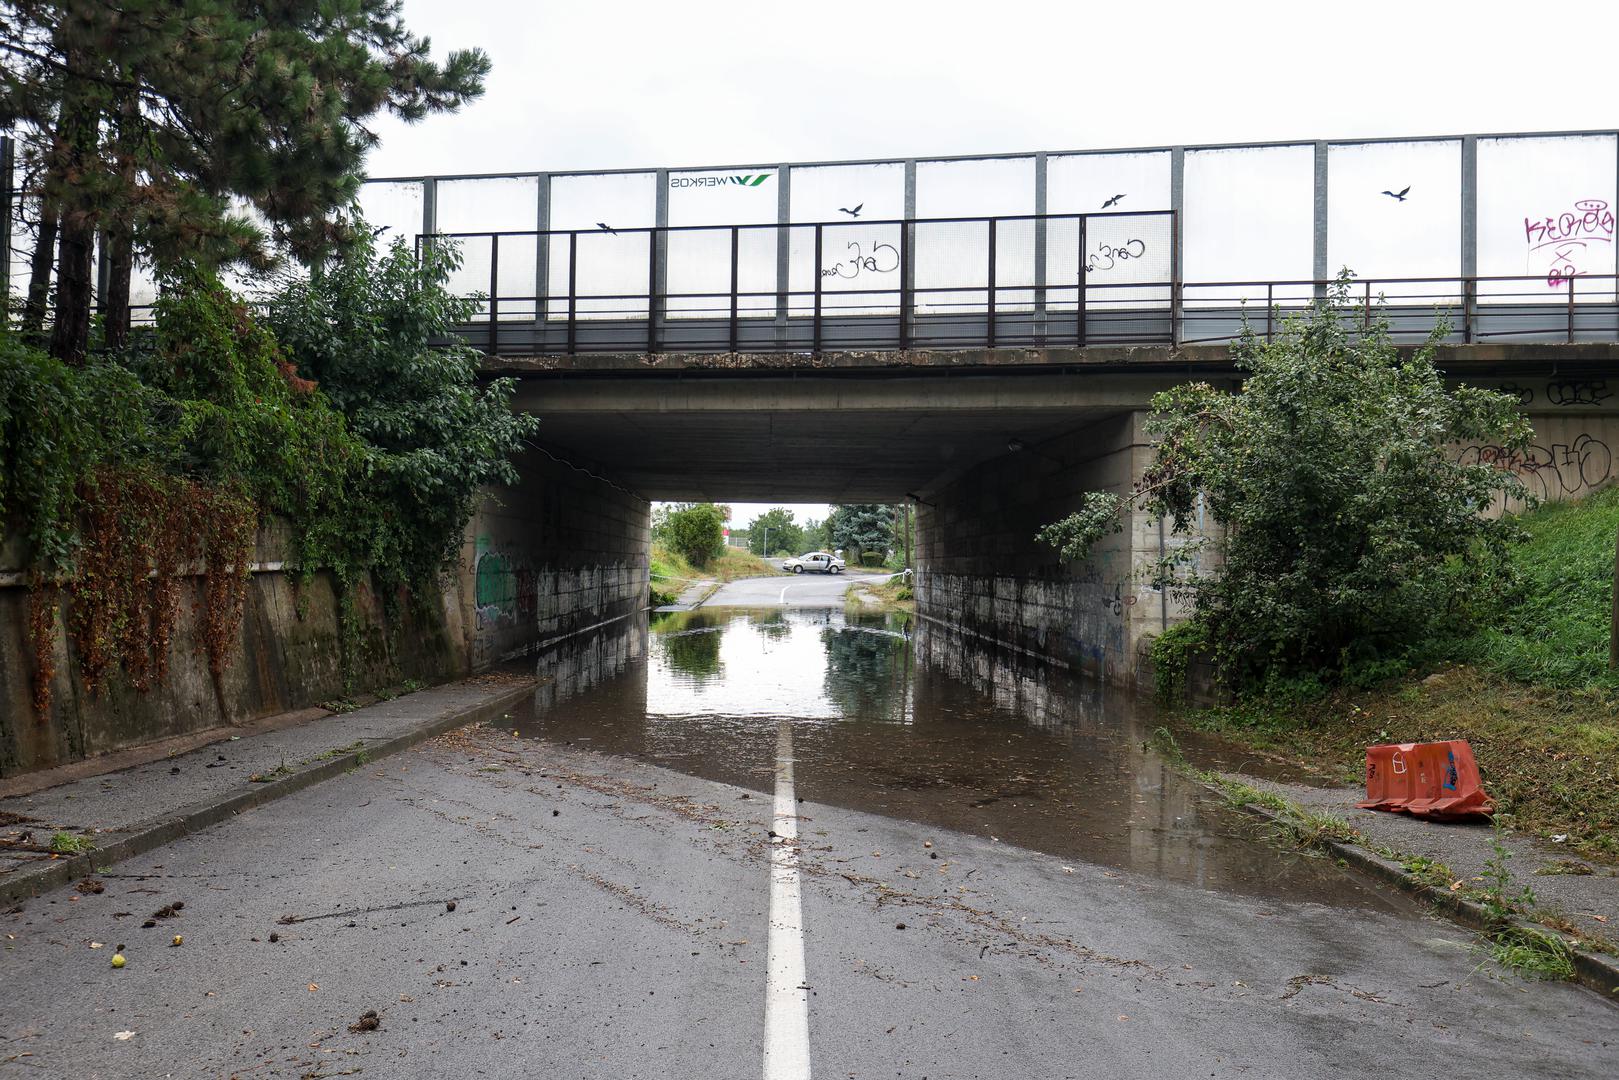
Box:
left=915, top=410, right=1203, bottom=687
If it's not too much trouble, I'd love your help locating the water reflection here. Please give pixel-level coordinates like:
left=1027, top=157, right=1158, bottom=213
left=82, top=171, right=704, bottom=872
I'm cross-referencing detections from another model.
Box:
left=514, top=608, right=1405, bottom=909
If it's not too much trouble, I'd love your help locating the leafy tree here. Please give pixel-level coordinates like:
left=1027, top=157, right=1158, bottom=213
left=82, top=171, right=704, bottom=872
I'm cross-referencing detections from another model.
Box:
left=1, top=0, right=488, bottom=360
left=747, top=507, right=804, bottom=557
left=262, top=231, right=537, bottom=591
left=661, top=503, right=726, bottom=569
left=801, top=517, right=829, bottom=553
left=1037, top=278, right=1531, bottom=686
left=828, top=504, right=895, bottom=562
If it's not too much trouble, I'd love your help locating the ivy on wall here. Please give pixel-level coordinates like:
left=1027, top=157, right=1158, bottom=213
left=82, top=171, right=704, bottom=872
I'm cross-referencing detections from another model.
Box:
left=1, top=233, right=534, bottom=719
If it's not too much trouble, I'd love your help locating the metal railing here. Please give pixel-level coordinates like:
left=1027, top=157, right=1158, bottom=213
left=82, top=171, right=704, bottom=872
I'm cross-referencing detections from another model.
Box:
left=419, top=212, right=1619, bottom=357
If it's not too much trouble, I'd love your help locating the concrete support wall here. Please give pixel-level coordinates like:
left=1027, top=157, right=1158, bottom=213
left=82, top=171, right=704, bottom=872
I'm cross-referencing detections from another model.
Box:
left=916, top=410, right=1197, bottom=687
left=0, top=524, right=462, bottom=777
left=0, top=448, right=651, bottom=778
left=452, top=446, right=651, bottom=673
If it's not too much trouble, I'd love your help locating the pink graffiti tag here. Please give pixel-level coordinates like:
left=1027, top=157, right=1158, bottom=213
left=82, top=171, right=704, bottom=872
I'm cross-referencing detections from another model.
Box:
left=1524, top=199, right=1614, bottom=288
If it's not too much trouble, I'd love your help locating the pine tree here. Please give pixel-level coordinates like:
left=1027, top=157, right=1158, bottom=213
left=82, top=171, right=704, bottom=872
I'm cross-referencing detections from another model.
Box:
left=0, top=0, right=489, bottom=361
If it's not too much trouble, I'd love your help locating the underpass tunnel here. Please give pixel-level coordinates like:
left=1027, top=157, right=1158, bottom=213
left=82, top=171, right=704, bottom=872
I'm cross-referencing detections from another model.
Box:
left=456, top=368, right=1206, bottom=684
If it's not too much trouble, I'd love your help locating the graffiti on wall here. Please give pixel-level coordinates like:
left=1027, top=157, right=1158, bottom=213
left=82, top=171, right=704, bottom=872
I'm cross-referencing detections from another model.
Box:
left=1524, top=199, right=1614, bottom=288
left=1457, top=433, right=1613, bottom=502
left=1488, top=380, right=1612, bottom=408
left=821, top=240, right=899, bottom=280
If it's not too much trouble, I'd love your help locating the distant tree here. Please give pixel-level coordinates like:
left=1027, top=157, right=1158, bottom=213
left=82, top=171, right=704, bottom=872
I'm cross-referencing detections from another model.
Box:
left=747, top=507, right=805, bottom=556
left=1037, top=277, right=1531, bottom=687
left=801, top=517, right=829, bottom=553
left=1, top=0, right=489, bottom=360
left=661, top=503, right=727, bottom=569
left=828, top=504, right=895, bottom=563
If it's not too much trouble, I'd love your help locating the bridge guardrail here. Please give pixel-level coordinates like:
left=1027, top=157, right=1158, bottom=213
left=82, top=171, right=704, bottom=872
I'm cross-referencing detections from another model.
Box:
left=419, top=212, right=1619, bottom=357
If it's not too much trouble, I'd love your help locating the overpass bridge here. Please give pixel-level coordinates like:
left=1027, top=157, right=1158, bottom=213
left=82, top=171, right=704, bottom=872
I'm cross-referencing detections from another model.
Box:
left=14, top=132, right=1619, bottom=687
left=409, top=131, right=1619, bottom=688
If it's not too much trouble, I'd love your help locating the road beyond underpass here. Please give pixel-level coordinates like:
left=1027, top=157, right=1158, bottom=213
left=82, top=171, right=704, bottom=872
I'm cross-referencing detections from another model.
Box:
left=1, top=608, right=1615, bottom=1079
left=703, top=570, right=891, bottom=608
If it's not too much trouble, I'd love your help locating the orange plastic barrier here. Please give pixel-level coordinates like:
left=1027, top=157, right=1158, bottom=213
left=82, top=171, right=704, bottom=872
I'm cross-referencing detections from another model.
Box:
left=1358, top=740, right=1493, bottom=821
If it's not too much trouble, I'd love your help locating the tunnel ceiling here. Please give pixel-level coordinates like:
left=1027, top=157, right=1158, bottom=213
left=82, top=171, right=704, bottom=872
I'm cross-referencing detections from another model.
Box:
left=513, top=373, right=1137, bottom=503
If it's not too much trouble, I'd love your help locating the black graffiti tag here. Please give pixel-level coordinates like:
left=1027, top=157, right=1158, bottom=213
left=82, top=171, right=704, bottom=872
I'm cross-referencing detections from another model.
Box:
left=822, top=240, right=900, bottom=280
left=1084, top=238, right=1147, bottom=274
left=1458, top=433, right=1613, bottom=502
left=1544, top=379, right=1612, bottom=407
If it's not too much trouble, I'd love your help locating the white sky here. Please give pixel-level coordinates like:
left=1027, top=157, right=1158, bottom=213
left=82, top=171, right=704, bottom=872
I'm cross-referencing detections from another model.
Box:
left=367, top=0, right=1619, bottom=525
left=366, top=0, right=1619, bottom=179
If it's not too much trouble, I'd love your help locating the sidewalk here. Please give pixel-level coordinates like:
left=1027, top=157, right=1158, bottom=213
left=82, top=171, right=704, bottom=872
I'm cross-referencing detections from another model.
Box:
left=0, top=671, right=536, bottom=906
left=654, top=576, right=717, bottom=611
left=1237, top=774, right=1619, bottom=932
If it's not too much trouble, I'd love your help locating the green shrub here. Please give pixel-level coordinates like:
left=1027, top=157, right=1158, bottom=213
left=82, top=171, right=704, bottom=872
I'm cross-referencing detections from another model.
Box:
left=1039, top=275, right=1530, bottom=691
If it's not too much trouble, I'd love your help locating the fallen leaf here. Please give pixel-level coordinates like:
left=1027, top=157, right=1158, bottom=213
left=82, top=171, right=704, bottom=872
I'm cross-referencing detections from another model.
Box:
left=113, top=1031, right=136, bottom=1041
left=308, top=983, right=319, bottom=992
left=1118, top=1015, right=1131, bottom=1022
left=1588, top=914, right=1609, bottom=923
left=1449, top=881, right=1464, bottom=892
left=89, top=942, right=104, bottom=949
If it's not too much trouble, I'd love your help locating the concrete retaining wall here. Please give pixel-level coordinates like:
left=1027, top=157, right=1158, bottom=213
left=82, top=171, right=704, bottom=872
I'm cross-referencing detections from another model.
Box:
left=0, top=522, right=461, bottom=777
left=450, top=446, right=651, bottom=673
left=916, top=410, right=1200, bottom=687
left=0, top=446, right=651, bottom=778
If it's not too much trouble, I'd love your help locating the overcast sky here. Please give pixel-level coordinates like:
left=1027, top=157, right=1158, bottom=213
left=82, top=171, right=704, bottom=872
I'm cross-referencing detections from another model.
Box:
left=367, top=0, right=1619, bottom=179
left=365, top=0, right=1619, bottom=530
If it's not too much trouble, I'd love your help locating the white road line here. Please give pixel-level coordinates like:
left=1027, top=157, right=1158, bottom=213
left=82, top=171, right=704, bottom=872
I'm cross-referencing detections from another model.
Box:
left=778, top=584, right=793, bottom=605
left=764, top=720, right=811, bottom=1080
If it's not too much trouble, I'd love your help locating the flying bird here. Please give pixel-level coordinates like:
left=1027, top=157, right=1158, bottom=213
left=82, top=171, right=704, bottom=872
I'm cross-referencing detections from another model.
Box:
left=838, top=204, right=863, bottom=218
left=1380, top=186, right=1410, bottom=202
left=596, top=222, right=616, bottom=233
left=1101, top=193, right=1126, bottom=209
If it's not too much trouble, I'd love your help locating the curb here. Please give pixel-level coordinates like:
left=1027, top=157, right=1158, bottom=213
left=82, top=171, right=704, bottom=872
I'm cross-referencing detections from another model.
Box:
left=1227, top=797, right=1619, bottom=1002
left=1, top=680, right=535, bottom=909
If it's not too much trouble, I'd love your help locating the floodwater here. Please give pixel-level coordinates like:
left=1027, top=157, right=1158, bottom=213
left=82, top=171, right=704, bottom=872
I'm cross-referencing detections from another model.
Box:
left=509, top=606, right=1412, bottom=911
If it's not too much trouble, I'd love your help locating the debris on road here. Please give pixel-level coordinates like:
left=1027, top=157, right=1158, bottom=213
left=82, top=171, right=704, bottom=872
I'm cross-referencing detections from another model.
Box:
left=348, top=1010, right=380, bottom=1033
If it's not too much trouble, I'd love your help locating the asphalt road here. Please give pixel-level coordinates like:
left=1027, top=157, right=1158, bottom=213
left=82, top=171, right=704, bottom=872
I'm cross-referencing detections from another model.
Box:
left=3, top=722, right=1614, bottom=1079
left=705, top=571, right=892, bottom=608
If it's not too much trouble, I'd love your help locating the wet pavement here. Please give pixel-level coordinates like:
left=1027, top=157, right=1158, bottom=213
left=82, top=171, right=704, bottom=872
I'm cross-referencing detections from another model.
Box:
left=519, top=607, right=1405, bottom=910
left=4, top=604, right=1618, bottom=1077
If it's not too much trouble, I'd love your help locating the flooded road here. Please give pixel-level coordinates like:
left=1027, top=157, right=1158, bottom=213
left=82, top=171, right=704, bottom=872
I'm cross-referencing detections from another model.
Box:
left=512, top=606, right=1409, bottom=912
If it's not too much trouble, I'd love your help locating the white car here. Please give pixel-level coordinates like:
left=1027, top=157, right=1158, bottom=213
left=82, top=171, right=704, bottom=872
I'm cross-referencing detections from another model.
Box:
left=782, top=551, right=845, bottom=574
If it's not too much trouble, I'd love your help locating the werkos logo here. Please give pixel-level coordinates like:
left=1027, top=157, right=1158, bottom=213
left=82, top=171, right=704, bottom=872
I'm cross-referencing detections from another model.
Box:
left=670, top=173, right=773, bottom=189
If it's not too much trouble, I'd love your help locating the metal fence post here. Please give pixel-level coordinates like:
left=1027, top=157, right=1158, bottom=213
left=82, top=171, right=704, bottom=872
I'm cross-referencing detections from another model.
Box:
left=1568, top=274, right=1577, bottom=342
left=421, top=177, right=437, bottom=259
left=647, top=227, right=658, bottom=353
left=488, top=234, right=500, bottom=355
left=986, top=218, right=998, bottom=347
left=1077, top=215, right=1087, bottom=347
left=729, top=225, right=739, bottom=352
left=776, top=163, right=790, bottom=347
left=652, top=168, right=669, bottom=353
left=535, top=173, right=551, bottom=331
left=1312, top=140, right=1329, bottom=299
left=1170, top=149, right=1184, bottom=346
left=567, top=231, right=578, bottom=355
left=812, top=224, right=823, bottom=353
left=1033, top=152, right=1048, bottom=342
left=1460, top=136, right=1478, bottom=285
left=898, top=217, right=912, bottom=350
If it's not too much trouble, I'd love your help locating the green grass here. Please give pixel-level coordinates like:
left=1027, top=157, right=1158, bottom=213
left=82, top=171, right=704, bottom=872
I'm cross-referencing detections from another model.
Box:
left=1450, top=484, right=1619, bottom=690
left=49, top=831, right=91, bottom=854
left=1172, top=486, right=1619, bottom=862
left=650, top=543, right=787, bottom=596
left=1488, top=926, right=1577, bottom=980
